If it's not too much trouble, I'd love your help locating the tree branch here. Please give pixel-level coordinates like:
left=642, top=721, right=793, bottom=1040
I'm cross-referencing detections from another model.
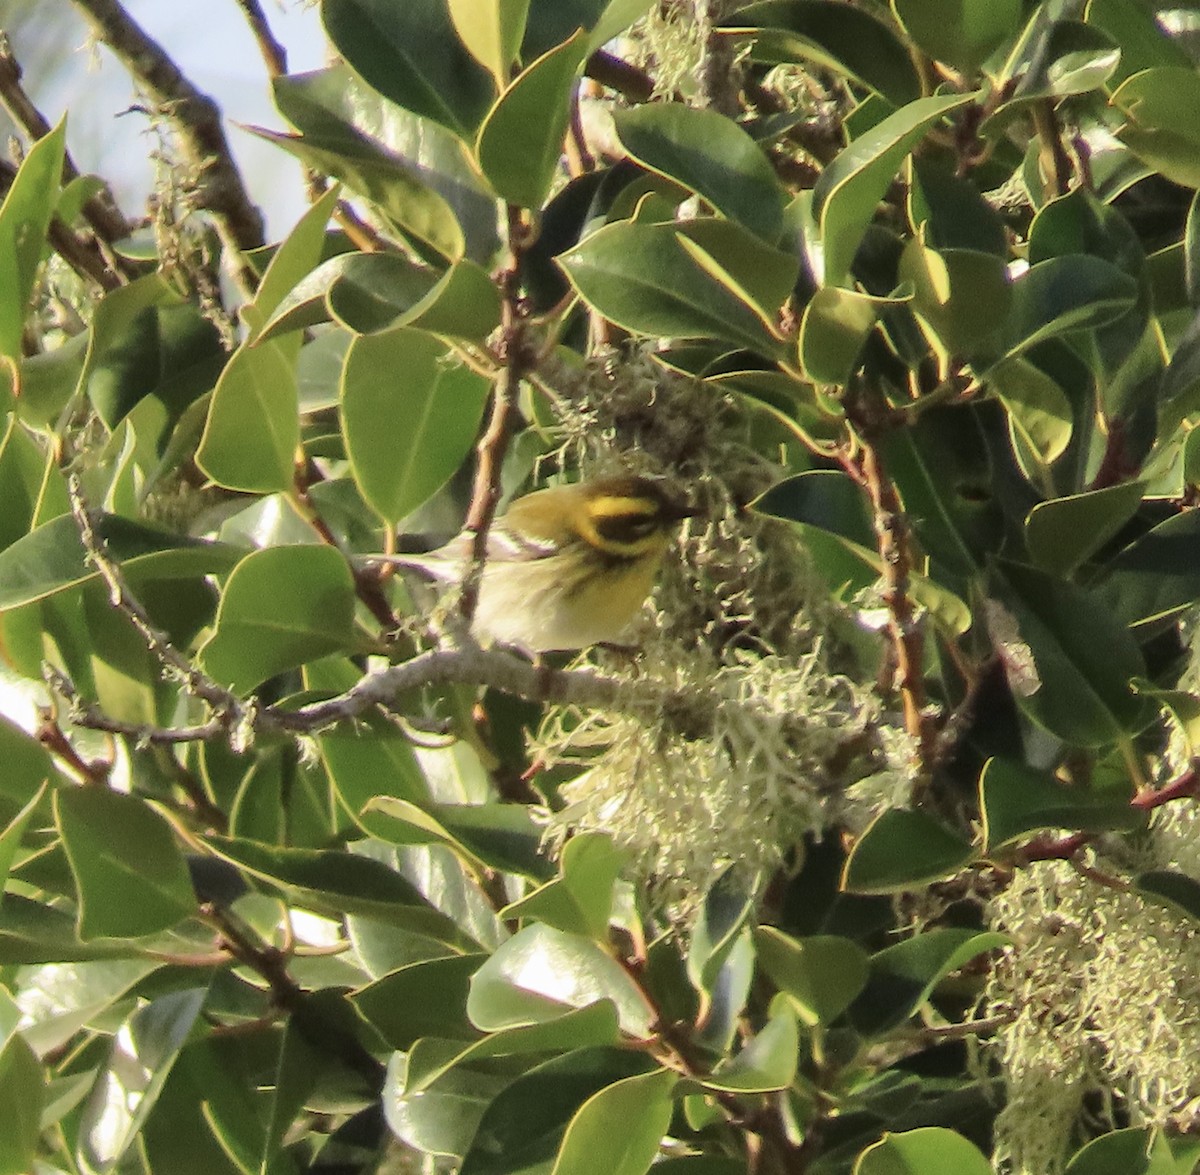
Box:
left=69, top=0, right=266, bottom=262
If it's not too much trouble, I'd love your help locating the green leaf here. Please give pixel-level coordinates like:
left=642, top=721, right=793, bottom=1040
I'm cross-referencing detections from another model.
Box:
left=850, top=930, right=1008, bottom=1036
left=979, top=756, right=1140, bottom=852
left=843, top=809, right=977, bottom=894
left=0, top=512, right=242, bottom=610
left=351, top=954, right=485, bottom=1048
left=459, top=1048, right=655, bottom=1175
left=898, top=242, right=1011, bottom=357
left=799, top=286, right=894, bottom=384
left=856, top=1127, right=993, bottom=1175
left=754, top=928, right=869, bottom=1026
left=202, top=545, right=357, bottom=694
left=719, top=1, right=921, bottom=107
left=559, top=220, right=785, bottom=355
left=195, top=339, right=298, bottom=493
left=1112, top=67, right=1200, bottom=189
left=1134, top=871, right=1200, bottom=926
left=0, top=894, right=140, bottom=963
left=0, top=716, right=54, bottom=817
left=1025, top=482, right=1145, bottom=576
left=242, top=184, right=342, bottom=338
left=1086, top=0, right=1193, bottom=86
left=0, top=1030, right=44, bottom=1175
left=0, top=783, right=49, bottom=894
left=273, top=64, right=499, bottom=263
left=207, top=835, right=465, bottom=939
left=0, top=119, right=65, bottom=367
left=705, top=1006, right=798, bottom=1092
left=1097, top=509, right=1200, bottom=631
left=988, top=356, right=1074, bottom=474
left=991, top=560, right=1150, bottom=747
left=688, top=867, right=757, bottom=993
left=909, top=156, right=1007, bottom=255
left=613, top=104, right=786, bottom=241
left=449, top=0, right=530, bottom=82
left=363, top=797, right=550, bottom=880
left=404, top=1002, right=622, bottom=1096
left=893, top=0, right=1020, bottom=74
left=1002, top=256, right=1139, bottom=357
left=248, top=126, right=466, bottom=261
left=467, top=923, right=656, bottom=1039
left=1065, top=1128, right=1178, bottom=1175
left=321, top=0, right=495, bottom=138
left=502, top=832, right=624, bottom=939
left=551, top=1067, right=676, bottom=1175
left=55, top=787, right=198, bottom=940
left=813, top=93, right=976, bottom=287
left=475, top=30, right=590, bottom=209
left=341, top=325, right=490, bottom=524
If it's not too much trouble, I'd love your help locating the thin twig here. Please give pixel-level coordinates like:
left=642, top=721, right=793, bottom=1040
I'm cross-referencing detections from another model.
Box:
left=460, top=204, right=535, bottom=626
left=65, top=476, right=249, bottom=727
left=69, top=0, right=266, bottom=268
left=230, top=0, right=287, bottom=78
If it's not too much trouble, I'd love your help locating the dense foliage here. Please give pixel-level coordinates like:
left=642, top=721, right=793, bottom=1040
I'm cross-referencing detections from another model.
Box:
left=8, top=0, right=1200, bottom=1172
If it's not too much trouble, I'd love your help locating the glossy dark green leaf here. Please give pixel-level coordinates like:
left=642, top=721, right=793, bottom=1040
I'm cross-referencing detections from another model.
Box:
left=909, top=157, right=1007, bottom=255
left=899, top=242, right=1011, bottom=357
left=551, top=1066, right=676, bottom=1175
left=195, top=339, right=298, bottom=493
left=1064, top=1127, right=1177, bottom=1175
left=202, top=545, right=357, bottom=695
left=459, top=1048, right=655, bottom=1175
left=467, top=923, right=655, bottom=1038
left=1002, top=20, right=1120, bottom=105
left=321, top=0, right=495, bottom=138
left=502, top=832, right=623, bottom=939
left=0, top=784, right=48, bottom=895
left=613, top=104, right=785, bottom=241
left=754, top=928, right=869, bottom=1026
left=351, top=954, right=485, bottom=1048
left=673, top=219, right=799, bottom=326
left=850, top=930, right=1008, bottom=1036
left=813, top=93, right=976, bottom=287
left=688, top=867, right=757, bottom=993
left=0, top=895, right=143, bottom=964
left=991, top=560, right=1150, bottom=746
left=842, top=809, right=977, bottom=895
left=1087, top=0, right=1192, bottom=85
left=249, top=126, right=466, bottom=261
left=0, top=119, right=65, bottom=366
left=0, top=716, right=54, bottom=818
left=207, top=835, right=466, bottom=939
left=987, top=355, right=1074, bottom=472
left=857, top=1127, right=993, bottom=1174
left=1002, top=256, right=1139, bottom=358
left=719, top=1, right=921, bottom=106
left=979, top=756, right=1139, bottom=852
left=449, top=0, right=530, bottom=82
left=273, top=64, right=499, bottom=262
left=1134, top=870, right=1200, bottom=926
left=404, top=1002, right=622, bottom=1095
left=0, top=1030, right=43, bottom=1175
left=704, top=1007, right=798, bottom=1092
left=475, top=31, right=589, bottom=209
left=363, top=797, right=550, bottom=880
left=893, top=0, right=1020, bottom=73
left=55, top=787, right=198, bottom=940
left=1098, top=511, right=1200, bottom=631
left=1111, top=67, right=1200, bottom=189
left=341, top=325, right=490, bottom=524
left=799, top=287, right=892, bottom=384
left=558, top=220, right=785, bottom=355
left=1025, top=481, right=1145, bottom=576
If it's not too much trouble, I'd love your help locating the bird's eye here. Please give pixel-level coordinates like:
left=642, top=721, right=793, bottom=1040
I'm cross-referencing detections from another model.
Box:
left=593, top=513, right=659, bottom=545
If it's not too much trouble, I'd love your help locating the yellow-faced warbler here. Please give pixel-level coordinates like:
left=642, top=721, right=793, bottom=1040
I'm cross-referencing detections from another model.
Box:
left=386, top=475, right=699, bottom=652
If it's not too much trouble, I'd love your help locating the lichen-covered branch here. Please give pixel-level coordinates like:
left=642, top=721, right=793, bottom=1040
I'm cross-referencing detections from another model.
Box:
left=68, top=0, right=266, bottom=260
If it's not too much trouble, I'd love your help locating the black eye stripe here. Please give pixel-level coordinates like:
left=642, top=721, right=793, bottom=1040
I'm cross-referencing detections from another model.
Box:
left=593, top=514, right=659, bottom=543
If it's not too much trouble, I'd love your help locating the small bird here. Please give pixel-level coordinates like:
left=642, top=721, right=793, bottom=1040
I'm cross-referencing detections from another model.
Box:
left=386, top=475, right=698, bottom=652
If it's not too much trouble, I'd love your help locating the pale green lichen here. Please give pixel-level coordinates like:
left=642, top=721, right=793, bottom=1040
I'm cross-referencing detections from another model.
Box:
left=985, top=859, right=1200, bottom=1172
